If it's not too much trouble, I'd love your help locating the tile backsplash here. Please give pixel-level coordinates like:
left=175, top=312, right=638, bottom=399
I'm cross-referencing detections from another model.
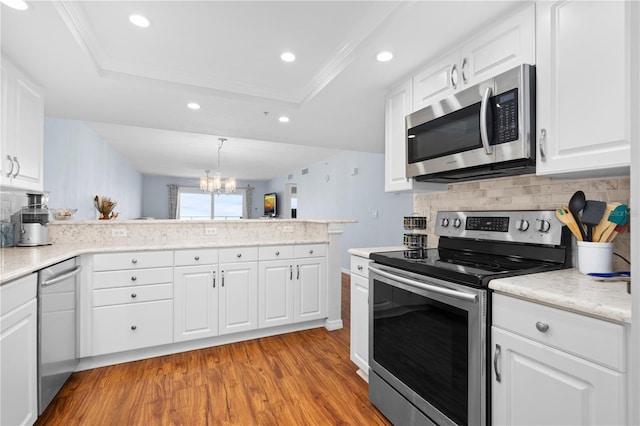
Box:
left=0, top=189, right=28, bottom=222
left=413, top=174, right=631, bottom=271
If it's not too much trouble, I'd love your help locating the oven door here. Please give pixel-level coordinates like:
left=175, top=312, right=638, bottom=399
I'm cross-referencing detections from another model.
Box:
left=368, top=264, right=486, bottom=426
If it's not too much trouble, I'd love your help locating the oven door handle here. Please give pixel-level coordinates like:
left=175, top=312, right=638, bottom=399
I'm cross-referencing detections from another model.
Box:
left=369, top=266, right=477, bottom=303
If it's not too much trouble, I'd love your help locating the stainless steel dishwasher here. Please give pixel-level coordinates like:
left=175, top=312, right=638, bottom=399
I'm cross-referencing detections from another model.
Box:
left=38, top=258, right=81, bottom=414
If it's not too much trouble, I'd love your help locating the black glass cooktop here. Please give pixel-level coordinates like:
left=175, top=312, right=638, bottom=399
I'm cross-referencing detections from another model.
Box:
left=371, top=246, right=568, bottom=288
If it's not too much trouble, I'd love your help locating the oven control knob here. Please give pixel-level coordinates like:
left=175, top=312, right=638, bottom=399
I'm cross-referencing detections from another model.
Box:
left=537, top=219, right=551, bottom=233
left=453, top=218, right=462, bottom=228
left=516, top=219, right=529, bottom=231
left=440, top=218, right=450, bottom=227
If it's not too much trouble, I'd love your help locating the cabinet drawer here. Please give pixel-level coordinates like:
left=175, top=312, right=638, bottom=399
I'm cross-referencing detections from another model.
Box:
left=294, top=244, right=327, bottom=259
left=93, top=267, right=173, bottom=289
left=350, top=256, right=372, bottom=279
left=93, top=283, right=173, bottom=307
left=1, top=273, right=36, bottom=315
left=174, top=249, right=218, bottom=266
left=492, top=293, right=626, bottom=371
left=93, top=251, right=173, bottom=271
left=259, top=245, right=294, bottom=261
left=219, top=247, right=258, bottom=263
left=92, top=300, right=173, bottom=356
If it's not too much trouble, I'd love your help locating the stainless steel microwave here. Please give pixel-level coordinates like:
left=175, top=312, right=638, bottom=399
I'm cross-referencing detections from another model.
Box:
left=406, top=64, right=535, bottom=183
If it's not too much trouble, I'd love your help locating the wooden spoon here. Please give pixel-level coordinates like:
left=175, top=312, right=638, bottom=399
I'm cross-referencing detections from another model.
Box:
left=593, top=202, right=620, bottom=242
left=555, top=207, right=583, bottom=241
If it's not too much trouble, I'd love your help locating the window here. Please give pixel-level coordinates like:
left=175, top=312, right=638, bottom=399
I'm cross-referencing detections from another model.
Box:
left=177, top=187, right=247, bottom=220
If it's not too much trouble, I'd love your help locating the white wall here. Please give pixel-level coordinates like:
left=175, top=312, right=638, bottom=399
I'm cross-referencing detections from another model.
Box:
left=43, top=118, right=143, bottom=220
left=267, top=151, right=412, bottom=269
left=141, top=175, right=268, bottom=219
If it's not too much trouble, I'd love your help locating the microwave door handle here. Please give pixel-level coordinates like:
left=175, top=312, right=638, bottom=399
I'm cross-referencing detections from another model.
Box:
left=480, top=87, right=494, bottom=155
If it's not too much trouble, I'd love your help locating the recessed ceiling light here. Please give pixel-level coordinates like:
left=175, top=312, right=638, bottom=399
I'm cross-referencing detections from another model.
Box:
left=279, top=116, right=290, bottom=123
left=1, top=0, right=29, bottom=10
left=376, top=51, right=394, bottom=62
left=187, top=102, right=200, bottom=110
left=129, top=14, right=150, bottom=28
left=280, top=52, right=296, bottom=62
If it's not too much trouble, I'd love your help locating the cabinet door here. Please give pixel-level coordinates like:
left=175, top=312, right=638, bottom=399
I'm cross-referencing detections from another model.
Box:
left=174, top=265, right=219, bottom=342
left=461, top=3, right=535, bottom=86
left=293, top=257, right=327, bottom=322
left=384, top=80, right=414, bottom=193
left=536, top=1, right=632, bottom=176
left=0, top=59, right=44, bottom=191
left=219, top=262, right=258, bottom=335
left=350, top=273, right=369, bottom=380
left=491, top=327, right=626, bottom=425
left=1, top=299, right=38, bottom=426
left=258, top=260, right=294, bottom=328
left=412, top=51, right=459, bottom=111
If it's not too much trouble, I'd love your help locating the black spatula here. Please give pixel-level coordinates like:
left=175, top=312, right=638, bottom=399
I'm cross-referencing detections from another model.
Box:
left=582, top=200, right=606, bottom=242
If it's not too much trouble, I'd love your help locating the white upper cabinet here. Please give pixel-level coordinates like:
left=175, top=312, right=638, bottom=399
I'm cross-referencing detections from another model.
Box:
left=384, top=80, right=414, bottom=192
left=413, top=3, right=535, bottom=111
left=536, top=1, right=633, bottom=177
left=1, top=57, right=44, bottom=191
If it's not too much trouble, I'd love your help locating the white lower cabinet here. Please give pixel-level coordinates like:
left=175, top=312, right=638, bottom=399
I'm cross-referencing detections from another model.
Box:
left=349, top=254, right=371, bottom=381
left=173, top=249, right=219, bottom=342
left=219, top=247, right=259, bottom=335
left=258, top=259, right=294, bottom=328
left=293, top=245, right=327, bottom=323
left=491, top=293, right=627, bottom=425
left=0, top=274, right=37, bottom=426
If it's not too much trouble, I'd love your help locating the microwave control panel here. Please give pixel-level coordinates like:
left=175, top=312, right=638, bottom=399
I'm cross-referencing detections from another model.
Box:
left=493, top=88, right=519, bottom=144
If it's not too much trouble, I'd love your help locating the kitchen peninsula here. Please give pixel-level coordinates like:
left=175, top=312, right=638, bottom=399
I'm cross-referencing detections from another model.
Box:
left=1, top=219, right=350, bottom=365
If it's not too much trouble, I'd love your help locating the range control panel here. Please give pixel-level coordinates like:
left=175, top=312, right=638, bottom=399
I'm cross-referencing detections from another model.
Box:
left=435, top=210, right=563, bottom=245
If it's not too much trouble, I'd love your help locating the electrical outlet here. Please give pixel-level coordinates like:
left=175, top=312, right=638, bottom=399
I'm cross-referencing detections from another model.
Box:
left=282, top=226, right=293, bottom=233
left=205, top=227, right=217, bottom=236
left=111, top=228, right=128, bottom=238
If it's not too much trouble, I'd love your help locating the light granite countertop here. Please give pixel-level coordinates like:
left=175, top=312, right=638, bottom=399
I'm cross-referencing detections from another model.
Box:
left=348, top=246, right=406, bottom=258
left=489, top=268, right=632, bottom=324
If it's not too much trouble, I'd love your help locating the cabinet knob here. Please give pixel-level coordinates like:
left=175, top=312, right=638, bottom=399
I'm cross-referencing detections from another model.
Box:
left=237, top=253, right=242, bottom=258
left=131, top=259, right=138, bottom=264
left=131, top=325, right=137, bottom=330
left=131, top=276, right=137, bottom=281
left=357, top=265, right=363, bottom=271
left=131, top=293, right=137, bottom=298
left=195, top=256, right=200, bottom=261
left=535, top=321, right=549, bottom=333
left=275, top=251, right=280, bottom=256
left=309, top=249, right=314, bottom=255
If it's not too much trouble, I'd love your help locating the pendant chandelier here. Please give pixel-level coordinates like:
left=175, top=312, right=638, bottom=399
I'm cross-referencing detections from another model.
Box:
left=200, top=138, right=236, bottom=194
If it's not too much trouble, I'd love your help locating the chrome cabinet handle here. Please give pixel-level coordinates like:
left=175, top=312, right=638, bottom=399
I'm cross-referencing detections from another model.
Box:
left=131, top=276, right=137, bottom=281
left=131, top=293, right=137, bottom=298
left=539, top=128, right=547, bottom=162
left=289, top=265, right=293, bottom=280
left=131, top=325, right=137, bottom=330
left=221, top=270, right=225, bottom=287
left=5, top=155, right=14, bottom=178
left=494, top=344, right=502, bottom=383
left=194, top=255, right=200, bottom=261
left=450, top=64, right=458, bottom=89
left=480, top=87, right=494, bottom=155
left=461, top=57, right=468, bottom=84
left=297, top=265, right=300, bottom=280
left=12, top=156, right=20, bottom=178
left=536, top=321, right=550, bottom=333
left=131, top=259, right=138, bottom=264
left=212, top=271, right=216, bottom=288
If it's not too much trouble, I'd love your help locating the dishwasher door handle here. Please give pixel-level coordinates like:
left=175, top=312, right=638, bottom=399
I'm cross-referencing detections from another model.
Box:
left=42, top=265, right=83, bottom=287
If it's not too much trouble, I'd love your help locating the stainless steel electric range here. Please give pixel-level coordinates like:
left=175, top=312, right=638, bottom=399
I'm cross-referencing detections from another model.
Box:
left=368, top=210, right=572, bottom=426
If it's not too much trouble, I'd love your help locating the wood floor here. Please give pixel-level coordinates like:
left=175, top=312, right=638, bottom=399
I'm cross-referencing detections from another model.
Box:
left=36, top=273, right=391, bottom=425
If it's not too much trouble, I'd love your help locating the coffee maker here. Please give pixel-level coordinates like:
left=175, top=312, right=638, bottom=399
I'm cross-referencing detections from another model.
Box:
left=11, top=192, right=51, bottom=246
